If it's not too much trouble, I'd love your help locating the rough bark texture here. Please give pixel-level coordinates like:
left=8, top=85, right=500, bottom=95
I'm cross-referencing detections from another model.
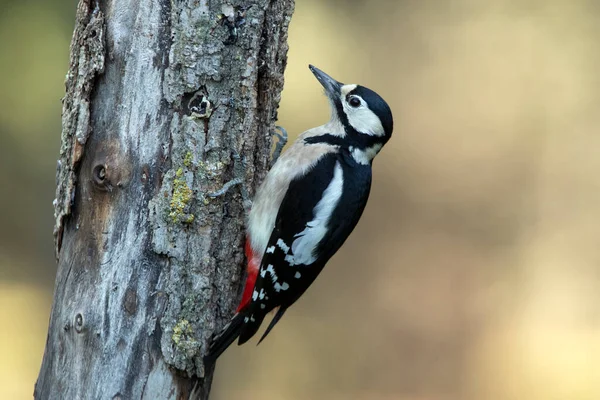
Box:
left=37, top=0, right=294, bottom=398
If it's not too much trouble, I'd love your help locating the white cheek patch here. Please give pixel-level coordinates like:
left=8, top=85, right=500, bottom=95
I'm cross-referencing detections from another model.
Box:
left=340, top=85, right=385, bottom=137
left=287, top=161, right=344, bottom=266
left=345, top=106, right=385, bottom=137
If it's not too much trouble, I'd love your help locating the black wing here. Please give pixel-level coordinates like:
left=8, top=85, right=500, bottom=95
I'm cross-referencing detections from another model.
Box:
left=238, top=151, right=372, bottom=344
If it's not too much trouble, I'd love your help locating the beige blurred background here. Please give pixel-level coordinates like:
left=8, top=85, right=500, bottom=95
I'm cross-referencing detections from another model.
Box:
left=2, top=0, right=600, bottom=399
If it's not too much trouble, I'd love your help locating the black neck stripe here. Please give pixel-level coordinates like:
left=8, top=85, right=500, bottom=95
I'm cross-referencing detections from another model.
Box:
left=303, top=134, right=346, bottom=147
left=303, top=133, right=383, bottom=150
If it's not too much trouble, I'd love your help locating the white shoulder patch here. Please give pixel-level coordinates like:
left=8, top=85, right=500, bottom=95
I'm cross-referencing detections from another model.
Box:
left=287, top=161, right=344, bottom=265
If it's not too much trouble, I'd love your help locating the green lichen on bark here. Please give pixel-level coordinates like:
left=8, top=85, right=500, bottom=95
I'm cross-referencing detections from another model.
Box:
left=183, top=151, right=193, bottom=168
left=172, top=319, right=200, bottom=358
left=169, top=167, right=194, bottom=224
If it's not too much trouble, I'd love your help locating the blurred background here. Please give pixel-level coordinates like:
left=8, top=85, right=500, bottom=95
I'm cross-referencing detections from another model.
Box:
left=2, top=0, right=600, bottom=399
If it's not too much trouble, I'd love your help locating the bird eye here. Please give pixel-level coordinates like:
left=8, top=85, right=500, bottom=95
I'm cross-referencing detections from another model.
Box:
left=348, top=96, right=361, bottom=108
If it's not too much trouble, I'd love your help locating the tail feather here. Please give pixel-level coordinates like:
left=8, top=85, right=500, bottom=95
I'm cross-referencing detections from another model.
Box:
left=206, top=311, right=246, bottom=362
left=207, top=306, right=289, bottom=362
left=257, top=307, right=287, bottom=345
left=237, top=311, right=266, bottom=345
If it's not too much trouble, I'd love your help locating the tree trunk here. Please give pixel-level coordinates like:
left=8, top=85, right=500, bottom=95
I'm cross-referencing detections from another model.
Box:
left=36, top=0, right=294, bottom=398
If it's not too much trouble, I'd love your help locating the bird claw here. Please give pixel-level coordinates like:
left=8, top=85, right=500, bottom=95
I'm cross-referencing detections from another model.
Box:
left=207, top=177, right=244, bottom=198
left=207, top=125, right=287, bottom=213
left=207, top=152, right=252, bottom=213
left=271, top=125, right=288, bottom=167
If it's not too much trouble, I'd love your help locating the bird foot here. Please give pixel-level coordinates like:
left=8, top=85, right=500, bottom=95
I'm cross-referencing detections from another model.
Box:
left=271, top=125, right=288, bottom=167
left=207, top=152, right=252, bottom=213
left=208, top=126, right=287, bottom=213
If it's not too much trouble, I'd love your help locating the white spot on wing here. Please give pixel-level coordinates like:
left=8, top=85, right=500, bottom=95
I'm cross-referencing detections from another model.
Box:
left=260, top=303, right=266, bottom=309
left=252, top=290, right=258, bottom=301
left=276, top=239, right=290, bottom=253
left=259, top=289, right=266, bottom=299
left=295, top=271, right=302, bottom=279
left=265, top=264, right=278, bottom=283
left=266, top=245, right=276, bottom=254
left=274, top=282, right=290, bottom=292
left=289, top=161, right=344, bottom=265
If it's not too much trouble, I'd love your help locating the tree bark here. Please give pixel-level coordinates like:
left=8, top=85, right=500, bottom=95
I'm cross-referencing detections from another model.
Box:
left=36, top=0, right=294, bottom=398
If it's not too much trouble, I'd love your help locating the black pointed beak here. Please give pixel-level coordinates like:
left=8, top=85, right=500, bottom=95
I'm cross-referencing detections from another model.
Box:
left=309, top=65, right=342, bottom=99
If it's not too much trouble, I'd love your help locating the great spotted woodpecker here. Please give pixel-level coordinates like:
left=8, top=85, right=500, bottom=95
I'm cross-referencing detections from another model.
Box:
left=208, top=65, right=393, bottom=360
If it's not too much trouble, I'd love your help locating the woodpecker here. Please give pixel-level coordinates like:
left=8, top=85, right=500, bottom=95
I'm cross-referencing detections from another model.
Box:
left=207, top=65, right=393, bottom=360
